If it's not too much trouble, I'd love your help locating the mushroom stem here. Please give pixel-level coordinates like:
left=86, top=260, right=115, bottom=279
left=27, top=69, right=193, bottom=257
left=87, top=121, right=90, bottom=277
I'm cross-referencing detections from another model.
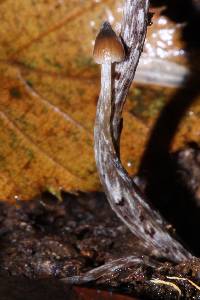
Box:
left=94, top=61, right=114, bottom=179
left=100, top=63, right=112, bottom=129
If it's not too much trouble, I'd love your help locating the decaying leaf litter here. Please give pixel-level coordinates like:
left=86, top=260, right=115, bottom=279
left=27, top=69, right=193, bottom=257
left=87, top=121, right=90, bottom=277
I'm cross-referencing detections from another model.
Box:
left=0, top=0, right=200, bottom=299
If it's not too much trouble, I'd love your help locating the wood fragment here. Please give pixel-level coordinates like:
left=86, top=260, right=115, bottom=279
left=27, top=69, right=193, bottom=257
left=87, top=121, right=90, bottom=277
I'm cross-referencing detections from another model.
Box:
left=94, top=0, right=192, bottom=262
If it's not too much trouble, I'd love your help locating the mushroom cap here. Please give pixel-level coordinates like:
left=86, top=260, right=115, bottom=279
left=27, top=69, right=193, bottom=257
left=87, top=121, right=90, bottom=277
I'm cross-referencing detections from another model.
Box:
left=93, top=22, right=125, bottom=64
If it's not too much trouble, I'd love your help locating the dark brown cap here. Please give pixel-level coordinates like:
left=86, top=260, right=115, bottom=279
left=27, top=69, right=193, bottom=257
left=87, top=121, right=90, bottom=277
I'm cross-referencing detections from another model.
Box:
left=93, top=22, right=125, bottom=64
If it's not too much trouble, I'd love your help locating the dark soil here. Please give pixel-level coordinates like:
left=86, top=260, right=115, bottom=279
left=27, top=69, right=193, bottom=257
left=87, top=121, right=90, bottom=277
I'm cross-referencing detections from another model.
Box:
left=0, top=276, right=138, bottom=300
left=0, top=190, right=200, bottom=299
left=0, top=192, right=144, bottom=279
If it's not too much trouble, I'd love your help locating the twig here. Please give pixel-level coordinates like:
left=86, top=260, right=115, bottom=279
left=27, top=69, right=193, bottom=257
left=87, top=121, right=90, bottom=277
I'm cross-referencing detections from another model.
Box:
left=62, top=255, right=159, bottom=284
left=94, top=0, right=192, bottom=262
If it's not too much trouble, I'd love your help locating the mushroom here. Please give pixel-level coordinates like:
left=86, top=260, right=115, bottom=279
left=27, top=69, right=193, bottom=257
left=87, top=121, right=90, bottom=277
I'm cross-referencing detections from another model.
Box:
left=93, top=21, right=125, bottom=135
left=93, top=21, right=125, bottom=165
left=93, top=22, right=192, bottom=262
left=93, top=21, right=125, bottom=64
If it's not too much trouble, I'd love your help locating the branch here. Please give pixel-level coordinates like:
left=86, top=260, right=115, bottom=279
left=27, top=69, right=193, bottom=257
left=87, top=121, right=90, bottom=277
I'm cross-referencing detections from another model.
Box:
left=94, top=0, right=192, bottom=262
left=113, top=0, right=150, bottom=149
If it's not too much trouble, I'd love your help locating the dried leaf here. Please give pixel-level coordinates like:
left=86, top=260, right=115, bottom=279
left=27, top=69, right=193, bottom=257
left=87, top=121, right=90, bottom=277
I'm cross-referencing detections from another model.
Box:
left=0, top=0, right=147, bottom=201
left=0, top=1, right=198, bottom=201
